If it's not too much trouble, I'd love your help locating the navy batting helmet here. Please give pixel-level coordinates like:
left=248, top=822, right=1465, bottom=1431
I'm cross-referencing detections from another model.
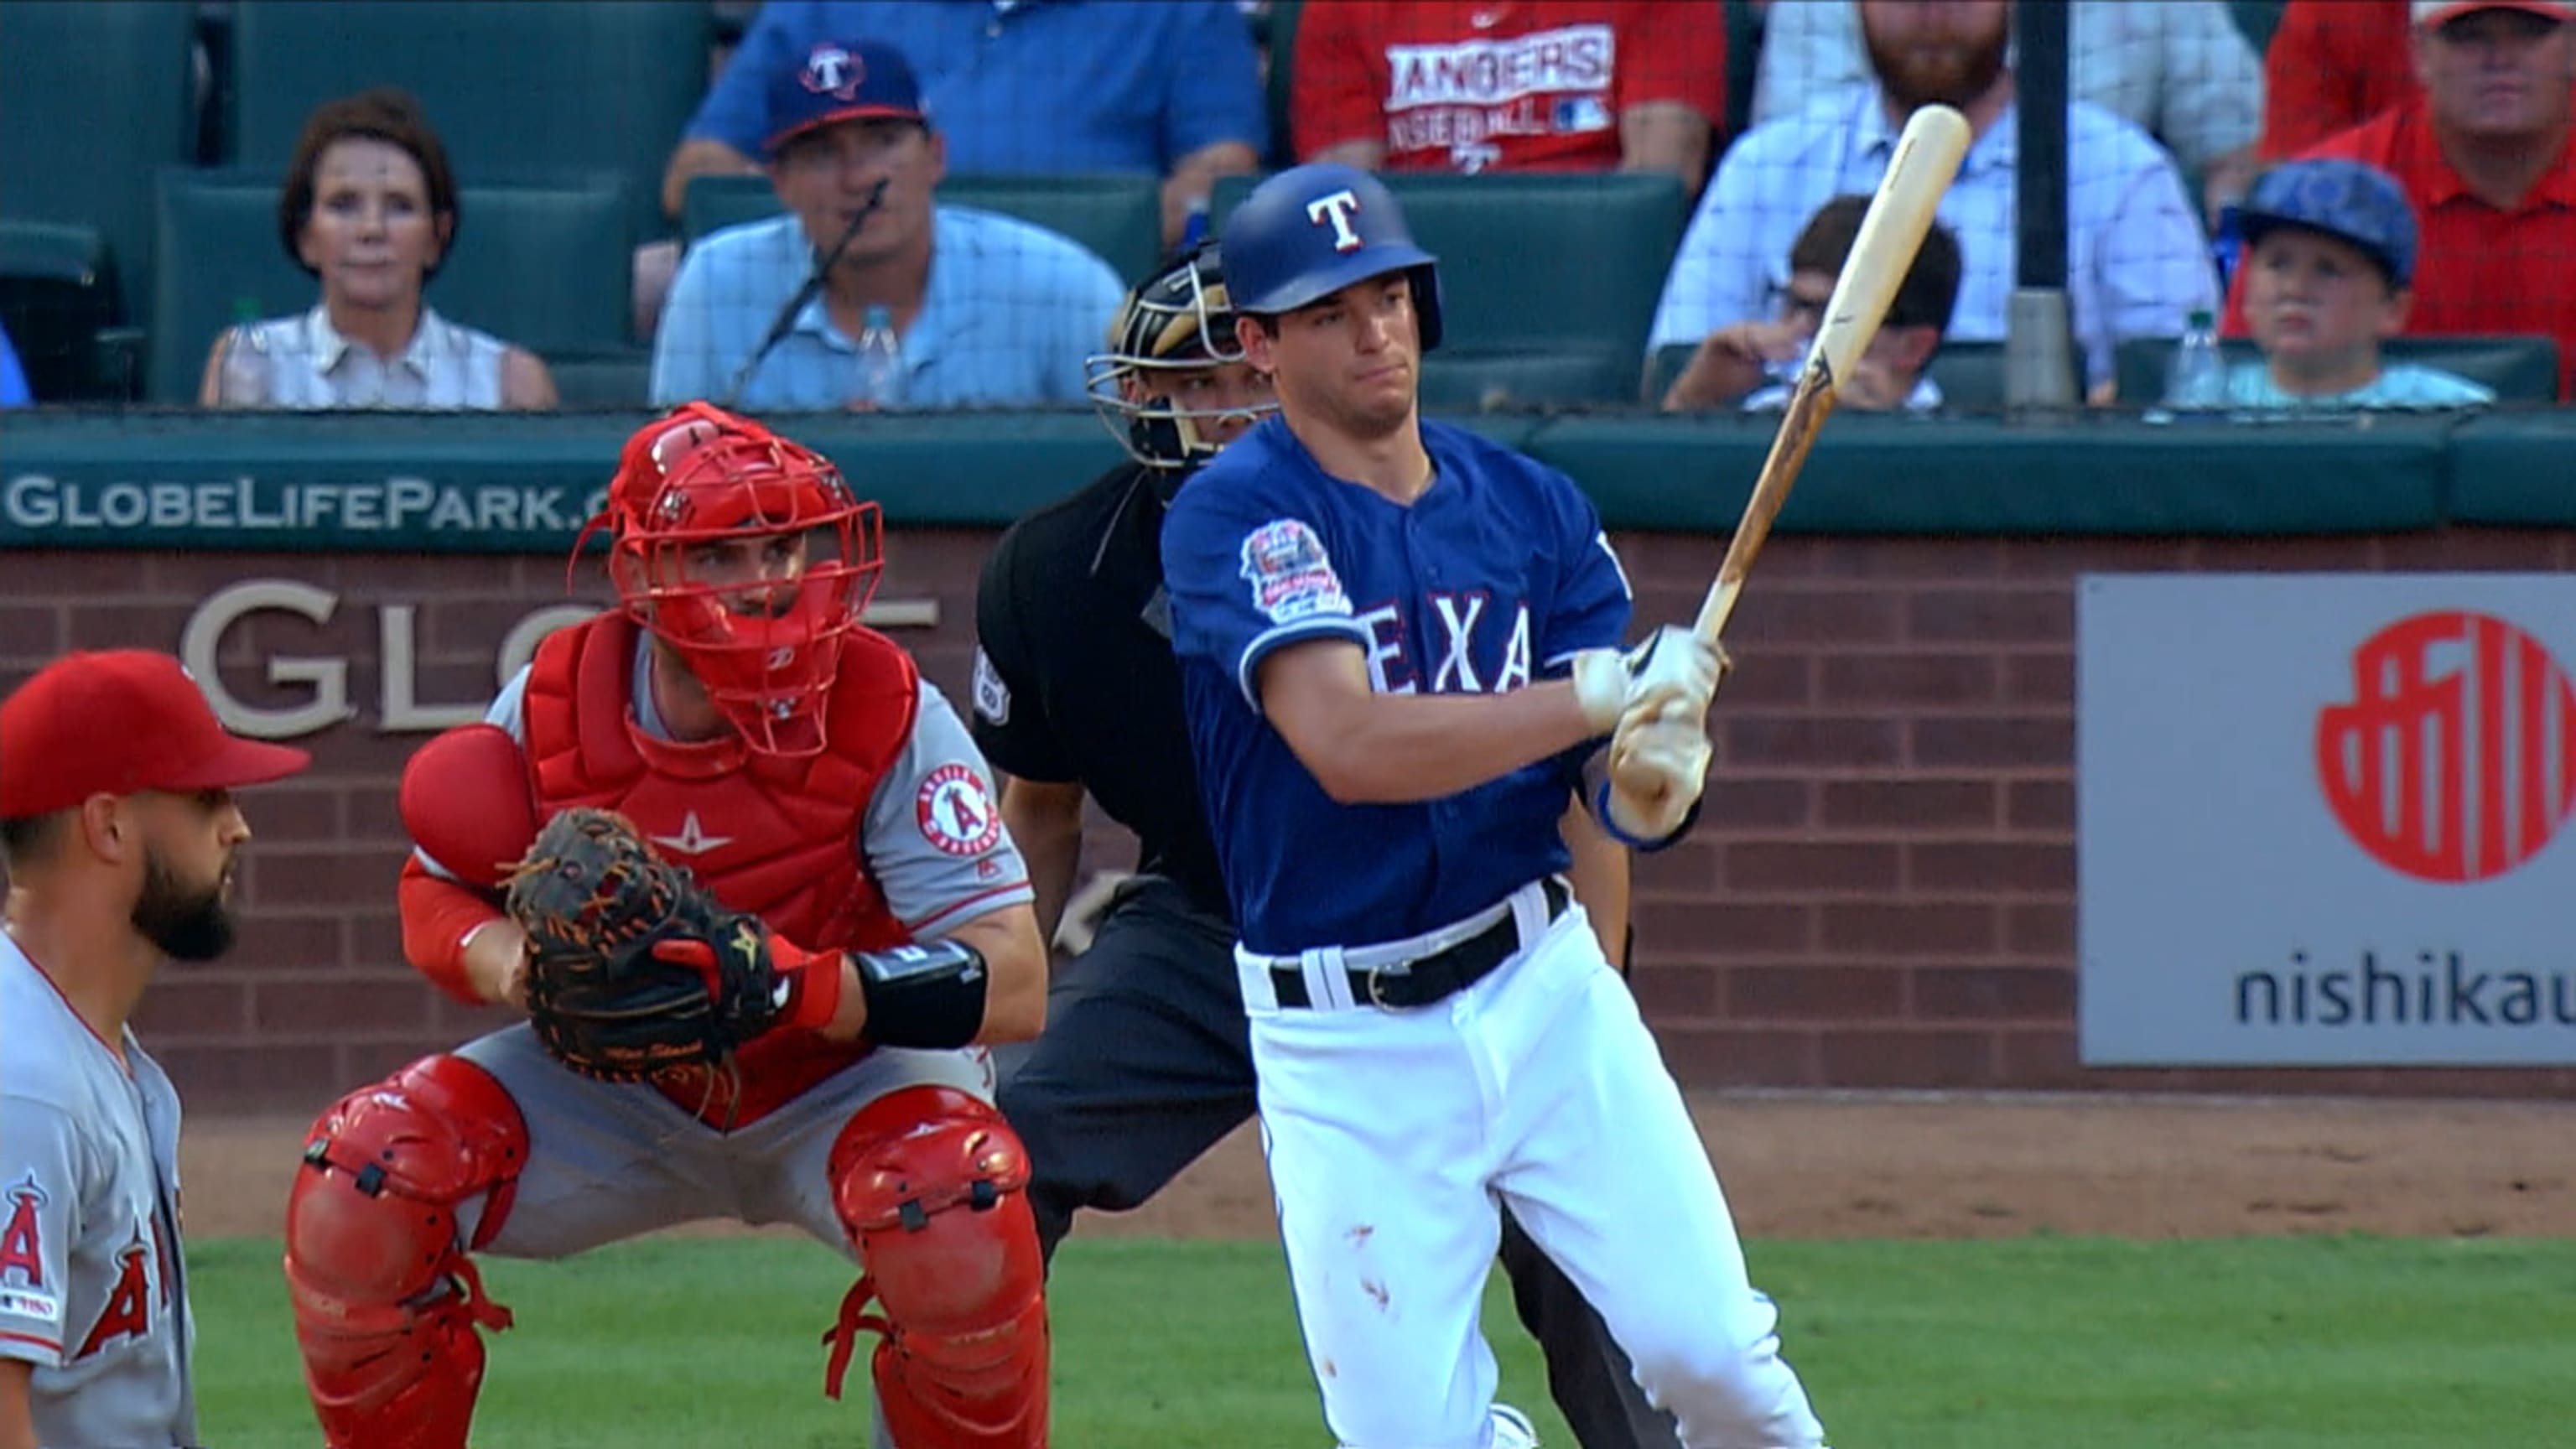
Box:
left=1219, top=163, right=1443, bottom=350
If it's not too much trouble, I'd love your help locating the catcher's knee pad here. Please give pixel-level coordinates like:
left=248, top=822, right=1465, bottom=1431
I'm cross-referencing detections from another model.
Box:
left=823, top=1084, right=1048, bottom=1449
left=283, top=1054, right=529, bottom=1449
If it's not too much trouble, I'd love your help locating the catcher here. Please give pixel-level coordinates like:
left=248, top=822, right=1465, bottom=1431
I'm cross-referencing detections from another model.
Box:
left=279, top=403, right=1051, bottom=1449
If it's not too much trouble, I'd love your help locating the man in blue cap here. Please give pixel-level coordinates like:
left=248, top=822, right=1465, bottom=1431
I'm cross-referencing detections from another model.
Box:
left=2227, top=156, right=2495, bottom=408
left=1161, top=161, right=1834, bottom=1449
left=650, top=35, right=1124, bottom=411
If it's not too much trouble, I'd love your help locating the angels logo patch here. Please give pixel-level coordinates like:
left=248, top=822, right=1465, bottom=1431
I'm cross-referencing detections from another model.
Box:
left=1239, top=518, right=1350, bottom=625
left=916, top=764, right=1003, bottom=857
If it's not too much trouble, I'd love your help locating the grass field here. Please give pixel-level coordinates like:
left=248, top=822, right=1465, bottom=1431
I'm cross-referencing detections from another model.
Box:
left=190, top=1233, right=2575, bottom=1448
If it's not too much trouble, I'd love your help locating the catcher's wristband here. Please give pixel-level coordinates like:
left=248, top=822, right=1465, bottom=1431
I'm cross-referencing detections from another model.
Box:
left=853, top=938, right=990, bottom=1050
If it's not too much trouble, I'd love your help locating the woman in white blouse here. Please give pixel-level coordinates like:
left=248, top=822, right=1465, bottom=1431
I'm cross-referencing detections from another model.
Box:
left=199, top=89, right=557, bottom=410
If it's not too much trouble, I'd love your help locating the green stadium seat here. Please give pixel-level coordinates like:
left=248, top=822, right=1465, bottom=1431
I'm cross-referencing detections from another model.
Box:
left=680, top=173, right=1166, bottom=286
left=0, top=223, right=131, bottom=402
left=2113, top=334, right=2560, bottom=406
left=224, top=1, right=710, bottom=242
left=150, top=169, right=633, bottom=404
left=1210, top=172, right=1690, bottom=407
left=0, top=2, right=200, bottom=338
left=1643, top=338, right=2026, bottom=412
left=547, top=347, right=656, bottom=410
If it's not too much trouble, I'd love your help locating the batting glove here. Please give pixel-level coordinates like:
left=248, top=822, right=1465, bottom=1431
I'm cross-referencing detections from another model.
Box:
left=1606, top=701, right=1713, bottom=842
left=1571, top=626, right=1730, bottom=735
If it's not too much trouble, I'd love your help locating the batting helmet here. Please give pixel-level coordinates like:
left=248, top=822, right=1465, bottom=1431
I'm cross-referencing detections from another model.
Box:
left=1083, top=242, right=1278, bottom=472
left=1218, top=163, right=1443, bottom=350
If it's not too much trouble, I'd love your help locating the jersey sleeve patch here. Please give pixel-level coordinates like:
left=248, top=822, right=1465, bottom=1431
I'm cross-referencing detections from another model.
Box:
left=1238, top=518, right=1351, bottom=625
left=915, top=764, right=1005, bottom=858
left=969, top=647, right=1010, bottom=726
left=0, top=1176, right=60, bottom=1331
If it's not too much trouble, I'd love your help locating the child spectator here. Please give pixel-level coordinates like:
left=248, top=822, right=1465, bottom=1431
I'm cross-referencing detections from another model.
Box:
left=2225, top=157, right=2495, bottom=408
left=1663, top=193, right=1962, bottom=413
left=199, top=89, right=557, bottom=411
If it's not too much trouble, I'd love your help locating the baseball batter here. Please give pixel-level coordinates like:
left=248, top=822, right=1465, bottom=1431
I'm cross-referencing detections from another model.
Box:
left=1163, top=164, right=1832, bottom=1447
left=278, top=404, right=1052, bottom=1449
left=978, top=242, right=1683, bottom=1446
left=0, top=650, right=312, bottom=1449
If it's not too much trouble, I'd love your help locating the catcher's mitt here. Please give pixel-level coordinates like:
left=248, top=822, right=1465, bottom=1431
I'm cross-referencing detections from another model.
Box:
left=503, top=808, right=786, bottom=1082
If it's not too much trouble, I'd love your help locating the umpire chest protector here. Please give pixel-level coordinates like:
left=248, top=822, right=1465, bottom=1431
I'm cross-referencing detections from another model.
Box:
left=521, top=613, right=917, bottom=956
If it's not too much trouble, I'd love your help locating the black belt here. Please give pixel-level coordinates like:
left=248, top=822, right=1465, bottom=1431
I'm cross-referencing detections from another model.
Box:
left=1270, top=877, right=1570, bottom=1010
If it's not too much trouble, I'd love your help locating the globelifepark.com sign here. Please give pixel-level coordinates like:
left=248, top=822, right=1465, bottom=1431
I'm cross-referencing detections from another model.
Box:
left=2079, top=574, right=2576, bottom=1066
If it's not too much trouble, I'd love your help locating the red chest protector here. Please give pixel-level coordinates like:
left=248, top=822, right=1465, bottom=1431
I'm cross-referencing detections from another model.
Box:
left=521, top=614, right=921, bottom=1127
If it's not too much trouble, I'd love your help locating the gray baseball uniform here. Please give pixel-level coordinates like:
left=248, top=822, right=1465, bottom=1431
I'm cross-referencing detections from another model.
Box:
left=0, top=933, right=198, bottom=1449
left=418, top=651, right=1033, bottom=1254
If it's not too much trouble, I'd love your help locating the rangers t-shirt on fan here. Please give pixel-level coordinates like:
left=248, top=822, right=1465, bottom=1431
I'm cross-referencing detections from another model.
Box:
left=1292, top=0, right=1725, bottom=174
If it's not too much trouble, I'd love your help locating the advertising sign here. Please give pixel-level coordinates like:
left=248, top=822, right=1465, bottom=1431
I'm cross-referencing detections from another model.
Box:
left=2080, top=574, right=2576, bottom=1065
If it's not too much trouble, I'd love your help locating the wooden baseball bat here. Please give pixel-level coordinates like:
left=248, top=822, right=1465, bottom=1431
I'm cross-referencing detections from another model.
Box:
left=1691, top=104, right=1972, bottom=648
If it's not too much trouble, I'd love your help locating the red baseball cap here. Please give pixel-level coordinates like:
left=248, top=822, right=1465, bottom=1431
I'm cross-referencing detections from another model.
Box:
left=2412, top=0, right=2576, bottom=27
left=0, top=651, right=310, bottom=818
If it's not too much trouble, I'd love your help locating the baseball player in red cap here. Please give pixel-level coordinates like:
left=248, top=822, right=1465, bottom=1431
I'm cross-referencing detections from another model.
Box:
left=0, top=649, right=309, bottom=1449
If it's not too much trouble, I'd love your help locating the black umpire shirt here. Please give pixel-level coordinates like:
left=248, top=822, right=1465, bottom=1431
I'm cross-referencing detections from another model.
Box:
left=970, top=462, right=1232, bottom=920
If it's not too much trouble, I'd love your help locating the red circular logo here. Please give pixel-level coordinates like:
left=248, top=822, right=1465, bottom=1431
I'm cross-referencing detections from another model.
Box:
left=915, top=764, right=1001, bottom=857
left=2314, top=610, right=2576, bottom=882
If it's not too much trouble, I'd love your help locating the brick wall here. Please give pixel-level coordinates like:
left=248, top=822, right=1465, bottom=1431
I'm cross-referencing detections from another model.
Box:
left=5, top=527, right=2573, bottom=1110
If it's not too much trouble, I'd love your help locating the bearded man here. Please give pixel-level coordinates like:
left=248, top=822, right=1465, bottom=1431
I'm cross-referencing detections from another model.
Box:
left=1649, top=0, right=2219, bottom=398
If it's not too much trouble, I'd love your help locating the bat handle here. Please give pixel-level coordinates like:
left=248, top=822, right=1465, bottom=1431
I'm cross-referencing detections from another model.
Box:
left=1694, top=576, right=1743, bottom=649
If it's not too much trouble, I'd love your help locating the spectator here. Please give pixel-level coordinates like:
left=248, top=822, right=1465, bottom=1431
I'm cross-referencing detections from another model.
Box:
left=1663, top=193, right=1962, bottom=413
left=662, top=2, right=1264, bottom=248
left=2233, top=0, right=2576, bottom=400
left=2261, top=0, right=2418, bottom=158
left=1291, top=1, right=1726, bottom=192
left=650, top=36, right=1125, bottom=411
left=0, top=319, right=29, bottom=408
left=1652, top=0, right=2216, bottom=398
left=2227, top=158, right=2494, bottom=408
left=199, top=89, right=557, bottom=411
left=1753, top=0, right=2264, bottom=221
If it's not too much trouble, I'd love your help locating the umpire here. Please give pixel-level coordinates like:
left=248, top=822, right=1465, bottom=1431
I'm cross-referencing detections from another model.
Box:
left=974, top=243, right=1681, bottom=1447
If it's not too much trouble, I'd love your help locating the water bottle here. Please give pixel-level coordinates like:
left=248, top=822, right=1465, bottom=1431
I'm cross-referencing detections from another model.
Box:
left=854, top=304, right=902, bottom=411
left=2162, top=308, right=2226, bottom=414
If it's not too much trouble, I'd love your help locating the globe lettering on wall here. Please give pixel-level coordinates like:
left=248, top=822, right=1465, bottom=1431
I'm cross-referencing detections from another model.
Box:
left=2314, top=610, right=2576, bottom=884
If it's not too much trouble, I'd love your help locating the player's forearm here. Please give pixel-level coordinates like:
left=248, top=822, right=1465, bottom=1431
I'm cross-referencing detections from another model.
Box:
left=812, top=906, right=1049, bottom=1047
left=1000, top=782, right=1087, bottom=947
left=397, top=862, right=518, bottom=1007
left=1292, top=683, right=1595, bottom=804
left=0, top=1360, right=36, bottom=1449
left=1560, top=797, right=1630, bottom=960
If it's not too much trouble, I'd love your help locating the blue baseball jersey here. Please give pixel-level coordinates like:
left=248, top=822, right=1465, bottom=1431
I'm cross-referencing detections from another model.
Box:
left=1162, top=414, right=1633, bottom=955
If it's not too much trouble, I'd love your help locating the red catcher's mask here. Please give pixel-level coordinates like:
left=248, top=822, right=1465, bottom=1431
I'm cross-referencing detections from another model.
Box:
left=589, top=402, right=883, bottom=756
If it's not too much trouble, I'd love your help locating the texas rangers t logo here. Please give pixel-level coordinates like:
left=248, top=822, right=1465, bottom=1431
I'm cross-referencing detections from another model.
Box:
left=1306, top=190, right=1364, bottom=251
left=802, top=43, right=863, bottom=99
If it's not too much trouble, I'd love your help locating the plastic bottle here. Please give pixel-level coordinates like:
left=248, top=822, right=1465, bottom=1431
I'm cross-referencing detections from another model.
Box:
left=2162, top=308, right=2226, bottom=414
left=854, top=304, right=902, bottom=411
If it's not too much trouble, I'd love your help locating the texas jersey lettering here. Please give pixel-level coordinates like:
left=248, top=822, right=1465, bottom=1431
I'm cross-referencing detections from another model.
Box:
left=1161, top=412, right=1631, bottom=953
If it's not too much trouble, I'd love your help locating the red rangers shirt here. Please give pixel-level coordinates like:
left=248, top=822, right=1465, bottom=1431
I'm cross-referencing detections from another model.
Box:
left=1291, top=0, right=1725, bottom=174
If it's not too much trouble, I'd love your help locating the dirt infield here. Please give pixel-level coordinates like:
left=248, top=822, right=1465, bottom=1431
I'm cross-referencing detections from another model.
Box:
left=182, top=1091, right=2576, bottom=1241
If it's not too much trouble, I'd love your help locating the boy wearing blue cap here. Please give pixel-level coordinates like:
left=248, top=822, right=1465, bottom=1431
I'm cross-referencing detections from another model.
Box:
left=2228, top=157, right=2496, bottom=408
